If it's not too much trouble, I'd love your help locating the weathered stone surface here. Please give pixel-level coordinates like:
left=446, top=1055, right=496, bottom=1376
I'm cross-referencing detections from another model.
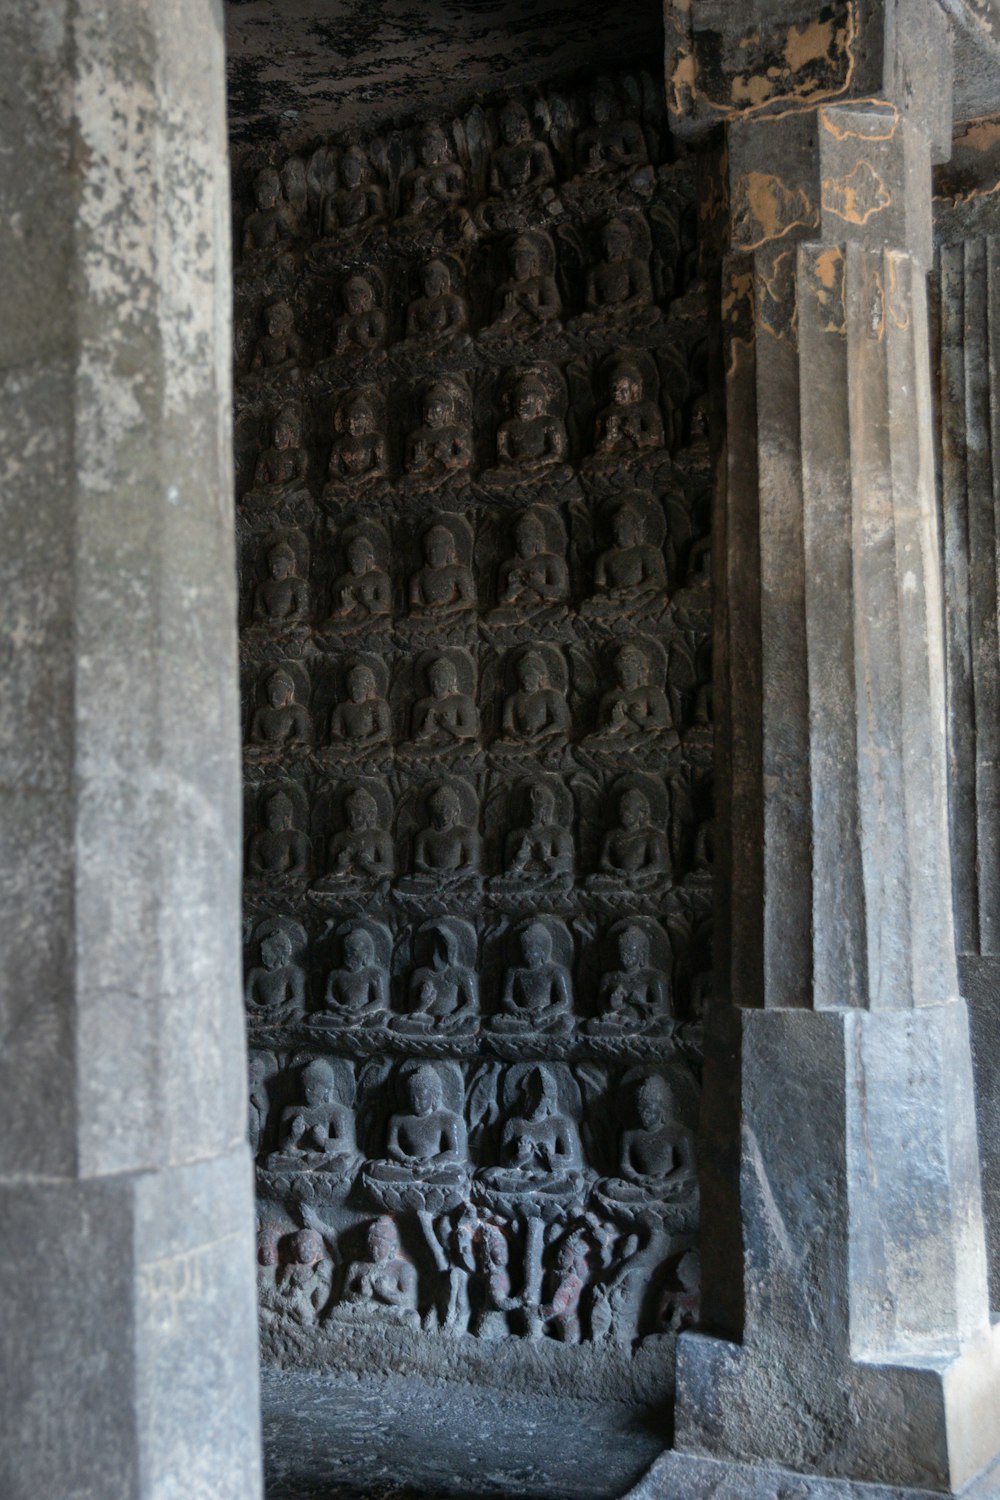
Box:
left=0, top=0, right=261, bottom=1494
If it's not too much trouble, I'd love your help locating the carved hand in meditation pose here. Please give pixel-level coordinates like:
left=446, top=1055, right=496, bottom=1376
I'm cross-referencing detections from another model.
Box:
left=329, top=665, right=391, bottom=747
left=497, top=923, right=573, bottom=1028
left=490, top=100, right=556, bottom=194
left=592, top=502, right=666, bottom=599
left=492, top=237, right=561, bottom=329
left=327, top=395, right=388, bottom=483
left=595, top=364, right=665, bottom=453
left=412, top=786, right=480, bottom=877
left=248, top=791, right=309, bottom=878
left=586, top=220, right=653, bottom=314
left=328, top=533, right=391, bottom=623
left=405, top=386, right=472, bottom=479
left=496, top=376, right=567, bottom=471
left=245, top=929, right=306, bottom=1017
left=323, top=928, right=388, bottom=1018
left=411, top=658, right=479, bottom=748
left=250, top=669, right=313, bottom=748
left=402, top=124, right=466, bottom=215
left=597, top=645, right=672, bottom=738
left=598, top=787, right=670, bottom=880
left=334, top=275, right=387, bottom=355
left=497, top=512, right=569, bottom=610
left=501, top=652, right=571, bottom=744
left=406, top=259, right=470, bottom=342
left=327, top=788, right=394, bottom=880
left=409, top=525, right=476, bottom=616
left=254, top=540, right=309, bottom=623
left=504, top=784, right=573, bottom=878
left=385, top=1066, right=468, bottom=1173
left=596, top=926, right=671, bottom=1030
left=279, top=1058, right=358, bottom=1160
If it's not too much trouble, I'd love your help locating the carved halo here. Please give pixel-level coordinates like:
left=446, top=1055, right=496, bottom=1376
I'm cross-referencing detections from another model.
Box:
left=250, top=914, right=309, bottom=966
left=507, top=641, right=569, bottom=695
left=501, top=1059, right=582, bottom=1120
left=394, top=1056, right=465, bottom=1116
left=596, top=489, right=666, bottom=551
left=410, top=916, right=478, bottom=974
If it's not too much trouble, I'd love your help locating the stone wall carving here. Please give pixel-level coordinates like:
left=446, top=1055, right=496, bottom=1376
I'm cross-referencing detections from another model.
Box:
left=236, top=69, right=709, bottom=1392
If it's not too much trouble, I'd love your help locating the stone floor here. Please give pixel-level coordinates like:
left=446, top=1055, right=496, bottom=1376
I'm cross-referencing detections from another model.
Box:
left=262, top=1368, right=1000, bottom=1500
left=262, top=1367, right=668, bottom=1500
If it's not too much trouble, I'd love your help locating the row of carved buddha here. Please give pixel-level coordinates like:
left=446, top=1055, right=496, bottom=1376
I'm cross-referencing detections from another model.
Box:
left=244, top=910, right=696, bottom=1038
left=246, top=775, right=711, bottom=887
left=239, top=215, right=681, bottom=374
left=241, top=356, right=691, bottom=504
left=251, top=1055, right=695, bottom=1187
left=240, top=78, right=670, bottom=258
left=257, top=1201, right=697, bottom=1347
left=242, top=500, right=708, bottom=630
left=243, top=634, right=710, bottom=756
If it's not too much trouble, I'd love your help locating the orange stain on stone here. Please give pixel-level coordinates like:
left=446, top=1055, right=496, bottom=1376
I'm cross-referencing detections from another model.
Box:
left=822, top=161, right=892, bottom=225
left=734, top=171, right=817, bottom=249
left=784, top=17, right=837, bottom=71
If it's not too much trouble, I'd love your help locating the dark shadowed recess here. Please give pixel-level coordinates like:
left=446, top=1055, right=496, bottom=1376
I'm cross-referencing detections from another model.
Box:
left=225, top=0, right=665, bottom=146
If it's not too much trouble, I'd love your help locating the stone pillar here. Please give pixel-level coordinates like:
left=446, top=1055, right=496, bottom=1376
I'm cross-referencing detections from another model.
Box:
left=0, top=3, right=263, bottom=1497
left=935, top=121, right=1000, bottom=1316
left=650, top=3, right=1000, bottom=1494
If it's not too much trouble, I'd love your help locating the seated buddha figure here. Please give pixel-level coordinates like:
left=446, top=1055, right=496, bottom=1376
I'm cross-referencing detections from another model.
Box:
left=248, top=790, right=310, bottom=879
left=327, top=787, right=394, bottom=883
left=492, top=922, right=573, bottom=1034
left=398, top=925, right=479, bottom=1034
left=589, top=500, right=667, bottom=611
left=594, top=643, right=673, bottom=742
left=493, top=510, right=569, bottom=621
left=249, top=300, right=305, bottom=377
left=490, top=99, right=556, bottom=196
left=253, top=539, right=309, bottom=625
left=326, top=393, right=388, bottom=488
left=615, top=1074, right=695, bottom=1194
left=585, top=219, right=653, bottom=318
left=326, top=531, right=391, bottom=628
left=574, top=82, right=649, bottom=177
left=491, top=234, right=561, bottom=333
left=589, top=925, right=672, bottom=1035
left=594, top=361, right=665, bottom=456
left=495, top=373, right=567, bottom=475
left=247, top=406, right=308, bottom=501
left=406, top=259, right=470, bottom=344
left=321, top=145, right=386, bottom=234
left=409, top=523, right=476, bottom=620
left=337, top=1218, right=419, bottom=1328
left=322, top=928, right=389, bottom=1024
left=242, top=168, right=296, bottom=257
left=499, top=650, right=571, bottom=748
left=333, top=275, right=387, bottom=357
left=402, top=123, right=466, bottom=216
left=379, top=1065, right=468, bottom=1183
left=594, top=786, right=670, bottom=886
left=249, top=667, right=313, bottom=750
left=329, top=664, right=391, bottom=749
left=276, top=1058, right=359, bottom=1166
left=410, top=657, right=479, bottom=752
left=405, top=383, right=472, bottom=484
left=411, top=785, right=480, bottom=882
left=245, top=925, right=306, bottom=1021
left=503, top=782, right=574, bottom=882
left=497, top=1067, right=583, bottom=1186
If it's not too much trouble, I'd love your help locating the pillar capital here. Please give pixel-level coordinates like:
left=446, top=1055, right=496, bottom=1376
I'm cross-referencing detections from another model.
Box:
left=665, top=0, right=954, bottom=161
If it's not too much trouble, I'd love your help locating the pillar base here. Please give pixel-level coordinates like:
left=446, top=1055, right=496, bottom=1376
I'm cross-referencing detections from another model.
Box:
left=672, top=1322, right=1000, bottom=1496
left=0, top=1145, right=261, bottom=1500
